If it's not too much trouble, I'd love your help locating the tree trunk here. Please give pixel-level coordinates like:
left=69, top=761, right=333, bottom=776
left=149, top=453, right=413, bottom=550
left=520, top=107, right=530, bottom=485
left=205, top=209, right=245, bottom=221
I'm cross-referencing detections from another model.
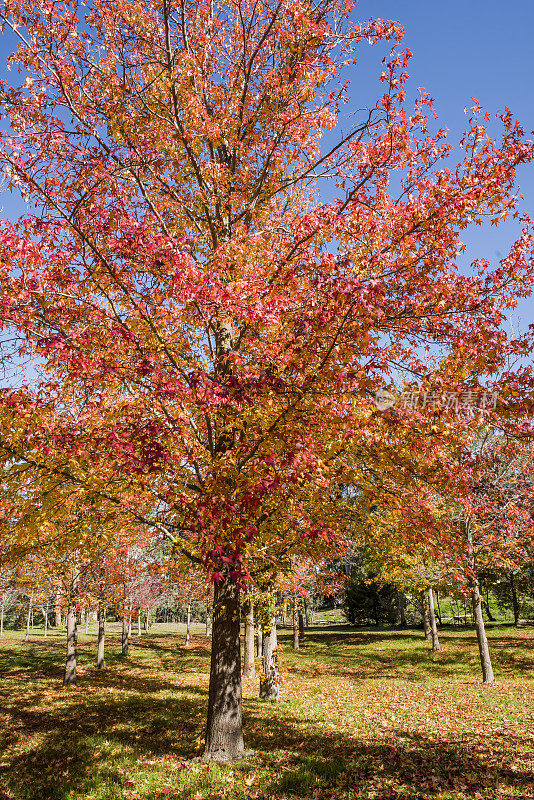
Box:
left=510, top=572, right=520, bottom=625
left=202, top=576, right=245, bottom=763
left=122, top=612, right=129, bottom=656
left=421, top=591, right=431, bottom=640
left=465, top=520, right=495, bottom=684
left=63, top=598, right=77, bottom=686
left=145, top=609, right=150, bottom=633
left=428, top=587, right=440, bottom=651
left=185, top=602, right=191, bottom=647
left=243, top=600, right=255, bottom=678
left=0, top=594, right=4, bottom=637
left=55, top=585, right=62, bottom=628
left=42, top=605, right=48, bottom=638
left=257, top=623, right=263, bottom=658
left=398, top=590, right=407, bottom=628
left=137, top=609, right=142, bottom=637
left=259, top=620, right=280, bottom=701
left=97, top=606, right=105, bottom=669
left=292, top=598, right=299, bottom=650
left=24, top=597, right=32, bottom=643
left=298, top=610, right=305, bottom=640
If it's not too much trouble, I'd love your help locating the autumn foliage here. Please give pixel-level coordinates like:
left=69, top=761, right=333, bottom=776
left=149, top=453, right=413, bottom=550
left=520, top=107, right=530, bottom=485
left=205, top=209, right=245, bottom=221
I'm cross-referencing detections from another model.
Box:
left=1, top=0, right=534, bottom=760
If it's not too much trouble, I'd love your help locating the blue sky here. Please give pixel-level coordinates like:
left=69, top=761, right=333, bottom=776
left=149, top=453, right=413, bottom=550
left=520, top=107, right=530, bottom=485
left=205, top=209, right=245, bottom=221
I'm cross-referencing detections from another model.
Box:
left=1, top=0, right=533, bottom=331
left=352, top=0, right=534, bottom=332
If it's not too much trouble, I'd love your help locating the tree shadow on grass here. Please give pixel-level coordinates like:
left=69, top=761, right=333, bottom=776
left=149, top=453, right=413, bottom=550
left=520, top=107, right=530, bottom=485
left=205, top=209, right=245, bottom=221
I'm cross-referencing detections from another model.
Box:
left=0, top=687, right=206, bottom=800
left=280, top=628, right=534, bottom=682
left=244, top=700, right=534, bottom=799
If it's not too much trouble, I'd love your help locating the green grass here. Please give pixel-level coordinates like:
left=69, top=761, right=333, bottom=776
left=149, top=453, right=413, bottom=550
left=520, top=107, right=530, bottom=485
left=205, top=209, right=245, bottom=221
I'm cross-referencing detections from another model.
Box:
left=0, top=622, right=533, bottom=799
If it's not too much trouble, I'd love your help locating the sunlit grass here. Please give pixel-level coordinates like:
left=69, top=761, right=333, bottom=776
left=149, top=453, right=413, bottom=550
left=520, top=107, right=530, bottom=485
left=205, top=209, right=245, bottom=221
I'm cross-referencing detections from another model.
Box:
left=0, top=622, right=533, bottom=799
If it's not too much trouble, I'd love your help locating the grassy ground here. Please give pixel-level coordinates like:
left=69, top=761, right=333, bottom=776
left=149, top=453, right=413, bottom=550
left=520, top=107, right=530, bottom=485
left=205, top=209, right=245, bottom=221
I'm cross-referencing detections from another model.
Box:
left=0, top=622, right=533, bottom=800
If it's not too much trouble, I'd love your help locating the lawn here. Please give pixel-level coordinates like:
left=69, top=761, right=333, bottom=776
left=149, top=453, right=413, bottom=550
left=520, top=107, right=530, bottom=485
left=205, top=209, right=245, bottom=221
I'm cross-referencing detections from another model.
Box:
left=0, top=622, right=533, bottom=800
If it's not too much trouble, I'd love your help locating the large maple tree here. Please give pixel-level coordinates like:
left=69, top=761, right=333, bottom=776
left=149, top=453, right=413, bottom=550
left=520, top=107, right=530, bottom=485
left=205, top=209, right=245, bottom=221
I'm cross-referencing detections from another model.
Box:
left=1, top=0, right=534, bottom=760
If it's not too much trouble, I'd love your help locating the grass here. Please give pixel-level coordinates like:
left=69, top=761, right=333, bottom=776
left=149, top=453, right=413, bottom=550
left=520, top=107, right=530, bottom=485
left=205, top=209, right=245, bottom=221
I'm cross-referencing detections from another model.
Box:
left=0, top=622, right=533, bottom=799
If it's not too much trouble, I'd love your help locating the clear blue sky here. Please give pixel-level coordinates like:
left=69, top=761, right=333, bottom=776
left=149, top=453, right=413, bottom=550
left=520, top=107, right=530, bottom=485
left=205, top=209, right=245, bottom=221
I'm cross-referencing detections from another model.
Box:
left=1, top=0, right=533, bottom=327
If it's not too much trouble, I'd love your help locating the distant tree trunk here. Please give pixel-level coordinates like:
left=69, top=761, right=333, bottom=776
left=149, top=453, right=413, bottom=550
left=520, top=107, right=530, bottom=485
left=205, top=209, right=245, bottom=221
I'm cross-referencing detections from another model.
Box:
left=256, top=623, right=263, bottom=658
left=465, top=520, right=495, bottom=684
left=510, top=572, right=520, bottom=625
left=0, top=593, right=4, bottom=637
left=483, top=588, right=496, bottom=621
left=145, top=609, right=150, bottom=633
left=428, top=587, right=440, bottom=651
left=202, top=576, right=244, bottom=763
left=122, top=612, right=129, bottom=656
left=298, top=610, right=304, bottom=640
left=137, top=609, right=142, bottom=637
left=398, top=590, right=407, bottom=628
left=55, top=585, right=62, bottom=628
left=281, top=599, right=288, bottom=627
left=42, top=605, right=48, bottom=638
left=185, top=602, right=191, bottom=646
left=24, top=597, right=32, bottom=643
left=84, top=609, right=89, bottom=634
left=259, top=620, right=280, bottom=701
left=97, top=606, right=105, bottom=669
left=243, top=600, right=255, bottom=679
left=292, top=596, right=299, bottom=650
left=421, top=591, right=431, bottom=640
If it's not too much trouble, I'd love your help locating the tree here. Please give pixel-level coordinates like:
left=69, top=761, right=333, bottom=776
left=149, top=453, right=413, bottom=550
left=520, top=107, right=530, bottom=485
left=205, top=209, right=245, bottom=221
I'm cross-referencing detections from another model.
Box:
left=1, top=0, right=534, bottom=761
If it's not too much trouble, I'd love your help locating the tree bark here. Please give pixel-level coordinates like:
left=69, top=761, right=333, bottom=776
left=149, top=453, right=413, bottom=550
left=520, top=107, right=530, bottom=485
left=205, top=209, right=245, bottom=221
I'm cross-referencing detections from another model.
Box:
left=185, top=602, right=191, bottom=647
left=122, top=612, right=129, bottom=656
left=292, top=597, right=299, bottom=650
left=428, top=587, right=440, bottom=651
left=243, top=600, right=255, bottom=678
left=465, top=520, right=495, bottom=684
left=63, top=598, right=77, bottom=686
left=510, top=572, right=520, bottom=625
left=259, top=620, right=280, bottom=701
left=97, top=606, right=105, bottom=669
left=42, top=605, right=48, bottom=638
left=0, top=594, right=4, bottom=637
left=55, top=585, right=62, bottom=628
left=421, top=591, right=431, bottom=640
left=298, top=610, right=305, bottom=640
left=137, top=609, right=142, bottom=637
left=145, top=609, right=150, bottom=633
left=202, top=576, right=245, bottom=763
